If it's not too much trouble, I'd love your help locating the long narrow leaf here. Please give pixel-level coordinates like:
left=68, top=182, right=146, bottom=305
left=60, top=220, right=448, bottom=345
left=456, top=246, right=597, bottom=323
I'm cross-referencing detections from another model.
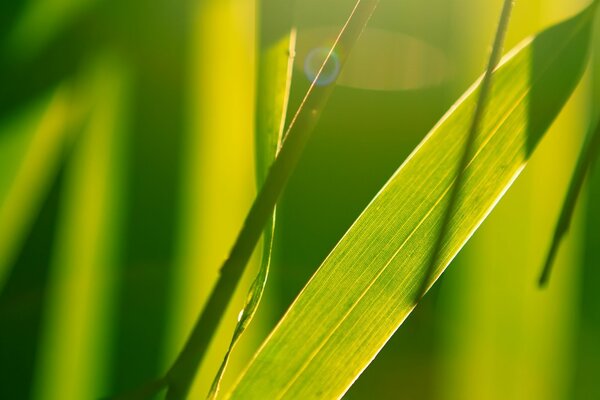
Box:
left=229, top=4, right=597, bottom=399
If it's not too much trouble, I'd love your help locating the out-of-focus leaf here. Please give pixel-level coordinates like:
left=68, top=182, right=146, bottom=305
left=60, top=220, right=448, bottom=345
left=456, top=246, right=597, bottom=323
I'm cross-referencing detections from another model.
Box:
left=539, top=117, right=600, bottom=286
left=107, top=0, right=191, bottom=392
left=0, top=86, right=81, bottom=290
left=228, top=5, right=596, bottom=399
left=31, top=55, right=129, bottom=400
left=0, top=12, right=98, bottom=122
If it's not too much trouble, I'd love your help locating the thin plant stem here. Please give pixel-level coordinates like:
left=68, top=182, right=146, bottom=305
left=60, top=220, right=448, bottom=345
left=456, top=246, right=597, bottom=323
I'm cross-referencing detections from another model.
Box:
left=539, top=117, right=600, bottom=286
left=164, top=1, right=380, bottom=398
left=416, top=0, right=515, bottom=301
left=207, top=23, right=297, bottom=400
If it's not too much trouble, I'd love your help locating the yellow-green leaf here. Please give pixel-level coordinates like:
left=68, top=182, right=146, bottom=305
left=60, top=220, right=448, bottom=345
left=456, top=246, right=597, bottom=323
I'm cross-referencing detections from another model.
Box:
left=228, top=4, right=597, bottom=399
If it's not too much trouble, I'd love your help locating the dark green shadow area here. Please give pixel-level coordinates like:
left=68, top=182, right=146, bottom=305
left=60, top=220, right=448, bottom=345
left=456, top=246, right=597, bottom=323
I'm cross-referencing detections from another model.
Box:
left=0, top=1, right=31, bottom=48
left=0, top=157, right=68, bottom=399
left=0, top=0, right=192, bottom=391
left=572, top=15, right=600, bottom=399
left=0, top=9, right=103, bottom=124
left=571, top=155, right=600, bottom=399
left=106, top=0, right=190, bottom=392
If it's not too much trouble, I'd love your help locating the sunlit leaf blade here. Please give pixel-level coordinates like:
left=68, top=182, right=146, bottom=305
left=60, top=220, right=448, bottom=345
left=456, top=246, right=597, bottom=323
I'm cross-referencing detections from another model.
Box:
left=228, top=5, right=596, bottom=399
left=207, top=5, right=297, bottom=398
left=417, top=0, right=514, bottom=301
left=539, top=116, right=600, bottom=286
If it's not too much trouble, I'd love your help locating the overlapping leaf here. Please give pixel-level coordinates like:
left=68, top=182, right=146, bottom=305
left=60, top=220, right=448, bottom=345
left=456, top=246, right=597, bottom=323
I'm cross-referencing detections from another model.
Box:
left=228, top=4, right=597, bottom=399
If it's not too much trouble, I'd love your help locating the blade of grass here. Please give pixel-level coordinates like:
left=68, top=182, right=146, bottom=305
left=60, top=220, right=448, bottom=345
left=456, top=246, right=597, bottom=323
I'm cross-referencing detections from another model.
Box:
left=165, top=1, right=380, bottom=398
left=416, top=0, right=514, bottom=301
left=539, top=116, right=600, bottom=286
left=207, top=4, right=297, bottom=398
left=228, top=5, right=597, bottom=398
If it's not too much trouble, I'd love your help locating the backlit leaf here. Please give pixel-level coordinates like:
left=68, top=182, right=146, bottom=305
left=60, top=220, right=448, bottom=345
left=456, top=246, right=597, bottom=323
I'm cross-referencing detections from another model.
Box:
left=228, top=4, right=597, bottom=399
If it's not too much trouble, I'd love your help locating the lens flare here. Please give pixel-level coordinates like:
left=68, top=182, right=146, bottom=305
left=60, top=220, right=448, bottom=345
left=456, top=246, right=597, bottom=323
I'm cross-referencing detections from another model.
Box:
left=304, top=47, right=341, bottom=86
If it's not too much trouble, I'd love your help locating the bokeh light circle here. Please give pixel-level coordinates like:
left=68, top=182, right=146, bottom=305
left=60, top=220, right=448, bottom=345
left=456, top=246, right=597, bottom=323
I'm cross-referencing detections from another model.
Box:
left=304, top=47, right=341, bottom=86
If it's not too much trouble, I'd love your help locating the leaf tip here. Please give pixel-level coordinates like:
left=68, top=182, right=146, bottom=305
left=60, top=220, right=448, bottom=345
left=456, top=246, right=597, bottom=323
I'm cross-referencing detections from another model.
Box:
left=538, top=239, right=562, bottom=289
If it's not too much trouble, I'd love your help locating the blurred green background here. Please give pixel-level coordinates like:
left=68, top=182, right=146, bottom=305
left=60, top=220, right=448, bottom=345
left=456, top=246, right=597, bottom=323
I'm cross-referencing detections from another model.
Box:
left=0, top=0, right=598, bottom=399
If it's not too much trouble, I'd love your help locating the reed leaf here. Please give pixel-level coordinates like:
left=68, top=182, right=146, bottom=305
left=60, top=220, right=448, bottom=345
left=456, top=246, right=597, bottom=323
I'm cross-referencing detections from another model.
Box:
left=417, top=0, right=514, bottom=300
left=228, top=4, right=597, bottom=398
left=165, top=1, right=379, bottom=398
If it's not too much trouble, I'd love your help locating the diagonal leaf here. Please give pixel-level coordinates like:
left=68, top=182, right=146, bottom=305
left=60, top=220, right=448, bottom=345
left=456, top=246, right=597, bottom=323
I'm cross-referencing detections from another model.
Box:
left=228, top=4, right=597, bottom=399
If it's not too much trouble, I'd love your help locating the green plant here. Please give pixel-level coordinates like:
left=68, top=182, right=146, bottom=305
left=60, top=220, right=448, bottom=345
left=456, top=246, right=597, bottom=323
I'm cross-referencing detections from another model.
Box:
left=152, top=1, right=599, bottom=398
left=1, top=1, right=599, bottom=399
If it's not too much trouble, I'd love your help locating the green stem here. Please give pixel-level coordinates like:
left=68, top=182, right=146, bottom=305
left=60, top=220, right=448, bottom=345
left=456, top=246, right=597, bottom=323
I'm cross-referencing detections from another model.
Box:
left=416, top=0, right=515, bottom=301
left=164, top=1, right=380, bottom=398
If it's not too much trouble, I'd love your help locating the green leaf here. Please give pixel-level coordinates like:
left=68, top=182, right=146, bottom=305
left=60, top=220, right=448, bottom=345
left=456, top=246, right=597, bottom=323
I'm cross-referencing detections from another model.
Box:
left=417, top=0, right=514, bottom=300
left=228, top=4, right=597, bottom=399
left=207, top=3, right=297, bottom=397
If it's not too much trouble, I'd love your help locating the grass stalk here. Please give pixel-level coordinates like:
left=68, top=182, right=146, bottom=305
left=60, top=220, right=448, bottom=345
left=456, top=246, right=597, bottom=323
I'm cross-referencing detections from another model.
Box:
left=164, top=1, right=380, bottom=398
